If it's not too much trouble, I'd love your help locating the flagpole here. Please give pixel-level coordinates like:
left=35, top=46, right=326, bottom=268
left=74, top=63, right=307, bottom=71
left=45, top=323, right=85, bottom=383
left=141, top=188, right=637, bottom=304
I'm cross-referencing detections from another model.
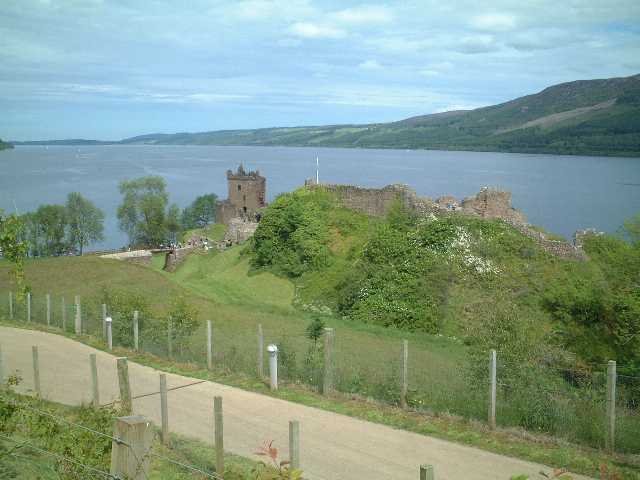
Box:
left=316, top=156, right=319, bottom=184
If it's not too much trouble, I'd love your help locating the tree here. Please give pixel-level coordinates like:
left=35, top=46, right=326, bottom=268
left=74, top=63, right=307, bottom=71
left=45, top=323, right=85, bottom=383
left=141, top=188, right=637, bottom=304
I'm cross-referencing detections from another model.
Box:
left=0, top=210, right=28, bottom=299
left=181, top=193, right=217, bottom=230
left=117, top=176, right=169, bottom=247
left=66, top=192, right=105, bottom=255
left=166, top=204, right=181, bottom=244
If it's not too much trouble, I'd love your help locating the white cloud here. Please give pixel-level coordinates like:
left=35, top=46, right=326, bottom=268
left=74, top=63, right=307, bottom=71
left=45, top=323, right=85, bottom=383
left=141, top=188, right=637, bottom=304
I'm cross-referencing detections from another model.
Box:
left=359, top=59, right=382, bottom=70
left=289, top=22, right=346, bottom=39
left=471, top=13, right=517, bottom=31
left=456, top=35, right=499, bottom=54
left=331, top=5, right=393, bottom=25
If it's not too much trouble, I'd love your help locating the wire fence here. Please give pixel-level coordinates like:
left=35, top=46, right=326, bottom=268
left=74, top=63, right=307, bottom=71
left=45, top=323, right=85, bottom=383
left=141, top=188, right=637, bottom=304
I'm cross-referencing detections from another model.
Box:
left=1, top=289, right=639, bottom=455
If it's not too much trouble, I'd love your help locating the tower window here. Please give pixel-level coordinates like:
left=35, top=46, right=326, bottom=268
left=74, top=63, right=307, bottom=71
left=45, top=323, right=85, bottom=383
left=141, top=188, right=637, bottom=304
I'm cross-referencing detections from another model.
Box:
left=237, top=185, right=241, bottom=191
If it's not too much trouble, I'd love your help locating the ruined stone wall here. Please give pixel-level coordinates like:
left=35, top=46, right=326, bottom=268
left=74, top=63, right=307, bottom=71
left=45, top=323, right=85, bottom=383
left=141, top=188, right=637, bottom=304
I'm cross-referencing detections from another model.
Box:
left=215, top=200, right=238, bottom=226
left=163, top=247, right=195, bottom=272
left=318, top=184, right=435, bottom=217
left=506, top=221, right=587, bottom=261
left=460, top=188, right=527, bottom=224
left=100, top=250, right=152, bottom=266
left=223, top=218, right=259, bottom=245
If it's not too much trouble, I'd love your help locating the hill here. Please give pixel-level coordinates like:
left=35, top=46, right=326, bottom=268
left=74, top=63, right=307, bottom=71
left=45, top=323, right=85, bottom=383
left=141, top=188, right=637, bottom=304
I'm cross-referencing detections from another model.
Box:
left=0, top=138, right=14, bottom=150
left=14, top=74, right=640, bottom=157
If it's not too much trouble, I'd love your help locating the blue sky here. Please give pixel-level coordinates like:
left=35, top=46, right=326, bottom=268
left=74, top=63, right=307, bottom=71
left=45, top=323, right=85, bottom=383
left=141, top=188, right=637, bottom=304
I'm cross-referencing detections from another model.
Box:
left=2, top=0, right=639, bottom=141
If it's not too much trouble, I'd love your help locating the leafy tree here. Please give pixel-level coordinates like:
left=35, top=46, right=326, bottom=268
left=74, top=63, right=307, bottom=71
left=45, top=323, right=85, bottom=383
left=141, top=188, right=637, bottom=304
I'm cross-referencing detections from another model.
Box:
left=29, top=204, right=69, bottom=256
left=0, top=210, right=28, bottom=299
left=305, top=316, right=325, bottom=345
left=166, top=203, right=181, bottom=244
left=181, top=193, right=217, bottom=230
left=66, top=192, right=104, bottom=255
left=117, top=176, right=169, bottom=247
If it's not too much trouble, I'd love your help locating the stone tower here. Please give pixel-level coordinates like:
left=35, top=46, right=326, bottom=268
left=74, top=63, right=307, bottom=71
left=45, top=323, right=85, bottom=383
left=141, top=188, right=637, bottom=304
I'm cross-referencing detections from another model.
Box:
left=216, top=164, right=266, bottom=224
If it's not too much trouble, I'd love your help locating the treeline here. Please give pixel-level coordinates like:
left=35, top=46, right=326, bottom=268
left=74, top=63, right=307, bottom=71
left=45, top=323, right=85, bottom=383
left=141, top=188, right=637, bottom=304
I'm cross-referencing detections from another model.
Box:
left=0, top=138, right=14, bottom=150
left=16, top=176, right=217, bottom=257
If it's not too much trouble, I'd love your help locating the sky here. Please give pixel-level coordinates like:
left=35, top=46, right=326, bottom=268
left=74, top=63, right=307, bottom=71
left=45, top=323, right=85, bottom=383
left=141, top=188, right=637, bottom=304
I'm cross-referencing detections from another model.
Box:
left=2, top=0, right=639, bottom=141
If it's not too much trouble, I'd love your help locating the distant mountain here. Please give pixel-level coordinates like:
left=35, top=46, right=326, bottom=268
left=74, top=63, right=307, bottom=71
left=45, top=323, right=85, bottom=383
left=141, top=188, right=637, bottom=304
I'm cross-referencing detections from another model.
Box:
left=0, top=138, right=14, bottom=150
left=14, top=74, right=640, bottom=156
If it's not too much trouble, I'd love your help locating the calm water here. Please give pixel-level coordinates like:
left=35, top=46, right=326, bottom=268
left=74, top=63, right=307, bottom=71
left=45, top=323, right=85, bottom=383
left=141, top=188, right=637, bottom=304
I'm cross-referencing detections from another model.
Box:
left=1, top=145, right=639, bottom=250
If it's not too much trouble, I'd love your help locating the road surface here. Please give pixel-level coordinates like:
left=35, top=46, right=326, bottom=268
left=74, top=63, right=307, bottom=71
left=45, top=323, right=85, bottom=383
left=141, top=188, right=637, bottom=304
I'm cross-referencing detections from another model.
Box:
left=0, top=327, right=590, bottom=480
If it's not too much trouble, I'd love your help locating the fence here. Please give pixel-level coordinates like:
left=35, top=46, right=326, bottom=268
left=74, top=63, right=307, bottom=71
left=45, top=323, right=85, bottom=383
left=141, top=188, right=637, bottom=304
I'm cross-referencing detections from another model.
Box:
left=0, top=351, right=439, bottom=479
left=1, top=289, right=639, bottom=456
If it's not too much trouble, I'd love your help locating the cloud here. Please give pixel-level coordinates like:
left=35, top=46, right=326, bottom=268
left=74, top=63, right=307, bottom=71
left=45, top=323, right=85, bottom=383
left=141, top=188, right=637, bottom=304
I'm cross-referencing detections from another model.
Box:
left=456, top=35, right=499, bottom=54
left=359, top=59, right=383, bottom=70
left=331, top=5, right=393, bottom=25
left=470, top=13, right=517, bottom=31
left=288, top=22, right=346, bottom=39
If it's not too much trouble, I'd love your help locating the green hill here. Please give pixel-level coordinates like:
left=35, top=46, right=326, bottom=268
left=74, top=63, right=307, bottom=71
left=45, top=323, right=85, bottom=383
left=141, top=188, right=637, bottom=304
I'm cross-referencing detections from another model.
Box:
left=14, top=74, right=640, bottom=157
left=0, top=138, right=14, bottom=150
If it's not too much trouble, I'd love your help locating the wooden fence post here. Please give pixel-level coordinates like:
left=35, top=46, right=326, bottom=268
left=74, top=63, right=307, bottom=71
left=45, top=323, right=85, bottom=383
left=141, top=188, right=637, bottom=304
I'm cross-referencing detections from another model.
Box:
left=32, top=346, right=41, bottom=397
left=257, top=324, right=264, bottom=378
left=8, top=292, right=13, bottom=320
left=401, top=339, right=409, bottom=409
left=46, top=293, right=51, bottom=326
left=61, top=297, right=66, bottom=331
left=74, top=295, right=81, bottom=334
left=110, top=415, right=153, bottom=480
left=133, top=311, right=139, bottom=351
left=207, top=320, right=213, bottom=370
left=89, top=353, right=100, bottom=407
left=322, top=328, right=334, bottom=395
left=117, top=358, right=132, bottom=415
left=488, top=349, right=497, bottom=429
left=167, top=317, right=173, bottom=360
left=102, top=304, right=107, bottom=339
left=606, top=360, right=617, bottom=452
left=420, top=464, right=435, bottom=480
left=289, top=420, right=300, bottom=470
left=160, top=374, right=169, bottom=445
left=214, top=396, right=224, bottom=475
left=26, top=292, right=31, bottom=322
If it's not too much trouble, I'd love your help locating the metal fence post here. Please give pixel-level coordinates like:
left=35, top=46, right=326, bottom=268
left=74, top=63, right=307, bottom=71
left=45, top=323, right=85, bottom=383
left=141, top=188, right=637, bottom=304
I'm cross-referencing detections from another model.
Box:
left=90, top=353, right=100, bottom=407
left=257, top=324, right=264, bottom=378
left=133, top=311, right=139, bottom=351
left=167, top=316, right=173, bottom=360
left=106, top=317, right=113, bottom=351
left=401, top=339, right=408, bottom=409
left=268, top=344, right=278, bottom=390
left=160, top=374, right=169, bottom=445
left=289, top=420, right=300, bottom=469
left=32, top=345, right=41, bottom=397
left=488, top=349, right=497, bottom=429
left=214, top=396, right=224, bottom=475
left=46, top=293, right=51, bottom=326
left=117, top=357, right=132, bottom=415
left=322, top=328, right=334, bottom=395
left=606, top=360, right=617, bottom=452
left=207, top=320, right=213, bottom=370
left=8, top=292, right=13, bottom=320
left=26, top=292, right=31, bottom=322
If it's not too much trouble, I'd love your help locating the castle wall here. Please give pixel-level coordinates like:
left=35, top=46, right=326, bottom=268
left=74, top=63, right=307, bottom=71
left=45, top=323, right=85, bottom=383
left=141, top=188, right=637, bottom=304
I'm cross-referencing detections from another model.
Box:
left=460, top=189, right=527, bottom=224
left=163, top=246, right=195, bottom=272
left=100, top=250, right=152, bottom=266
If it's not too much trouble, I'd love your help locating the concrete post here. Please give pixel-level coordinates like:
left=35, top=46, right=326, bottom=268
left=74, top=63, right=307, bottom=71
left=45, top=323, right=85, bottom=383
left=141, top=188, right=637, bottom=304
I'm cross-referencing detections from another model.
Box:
left=106, top=317, right=113, bottom=351
left=401, top=339, right=408, bottom=409
left=74, top=295, right=81, bottom=334
left=46, top=294, right=51, bottom=326
left=207, top=320, right=213, bottom=370
left=110, top=416, right=153, bottom=480
left=268, top=344, right=278, bottom=390
left=61, top=297, right=66, bottom=331
left=606, top=360, right=617, bottom=452
left=214, top=396, right=224, bottom=475
left=322, top=328, right=334, bottom=395
left=8, top=292, right=13, bottom=320
left=133, top=311, right=139, bottom=351
left=289, top=420, right=300, bottom=470
left=117, top=358, right=132, bottom=415
left=32, top=345, right=41, bottom=397
left=257, top=324, right=264, bottom=378
left=488, top=349, right=497, bottom=429
left=26, top=292, right=31, bottom=322
left=420, top=464, right=435, bottom=480
left=90, top=353, right=99, bottom=407
left=102, top=303, right=107, bottom=339
left=160, top=374, right=169, bottom=445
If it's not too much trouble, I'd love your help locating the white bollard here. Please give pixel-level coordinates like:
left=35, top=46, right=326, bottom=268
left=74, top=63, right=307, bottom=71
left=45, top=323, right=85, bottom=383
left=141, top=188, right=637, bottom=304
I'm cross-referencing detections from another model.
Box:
left=106, top=316, right=113, bottom=351
left=268, top=344, right=278, bottom=391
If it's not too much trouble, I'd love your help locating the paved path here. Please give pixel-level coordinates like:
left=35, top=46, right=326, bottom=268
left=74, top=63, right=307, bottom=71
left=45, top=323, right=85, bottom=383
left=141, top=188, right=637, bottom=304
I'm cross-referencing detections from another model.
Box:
left=0, top=327, right=590, bottom=480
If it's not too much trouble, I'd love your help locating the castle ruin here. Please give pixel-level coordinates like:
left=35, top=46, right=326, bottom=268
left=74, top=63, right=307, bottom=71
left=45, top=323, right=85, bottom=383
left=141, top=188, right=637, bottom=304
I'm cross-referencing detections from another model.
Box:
left=215, top=164, right=266, bottom=225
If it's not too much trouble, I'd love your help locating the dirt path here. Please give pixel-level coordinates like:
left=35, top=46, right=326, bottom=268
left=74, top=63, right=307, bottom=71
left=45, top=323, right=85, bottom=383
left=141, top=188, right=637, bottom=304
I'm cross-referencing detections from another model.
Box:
left=0, top=327, right=590, bottom=480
